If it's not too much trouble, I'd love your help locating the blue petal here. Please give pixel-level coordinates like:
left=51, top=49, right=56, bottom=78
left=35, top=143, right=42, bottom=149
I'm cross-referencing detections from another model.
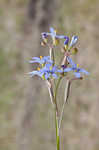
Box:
left=57, top=69, right=63, bottom=73
left=41, top=32, right=48, bottom=38
left=52, top=65, right=57, bottom=72
left=74, top=72, right=81, bottom=78
left=43, top=56, right=50, bottom=59
left=50, top=27, right=55, bottom=34
left=79, top=68, right=90, bottom=75
left=40, top=67, right=47, bottom=73
left=48, top=60, right=53, bottom=64
left=41, top=32, right=51, bottom=36
left=49, top=27, right=56, bottom=37
left=45, top=73, right=50, bottom=79
left=64, top=36, right=69, bottom=45
left=64, top=36, right=69, bottom=39
left=32, top=57, right=40, bottom=60
left=28, top=70, right=37, bottom=74
left=43, top=56, right=53, bottom=64
left=42, top=65, right=51, bottom=73
left=45, top=63, right=52, bottom=68
left=31, top=56, right=53, bottom=64
left=52, top=73, right=58, bottom=78
left=64, top=67, right=73, bottom=72
left=56, top=35, right=65, bottom=39
left=28, top=71, right=40, bottom=77
left=38, top=72, right=44, bottom=77
left=29, top=60, right=41, bottom=63
left=67, top=56, right=76, bottom=68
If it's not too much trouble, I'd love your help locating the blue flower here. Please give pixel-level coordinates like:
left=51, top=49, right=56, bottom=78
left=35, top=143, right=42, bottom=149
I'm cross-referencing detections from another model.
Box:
left=41, top=27, right=67, bottom=46
left=41, top=32, right=49, bottom=39
left=63, top=56, right=89, bottom=78
left=69, top=35, right=78, bottom=48
left=48, top=27, right=65, bottom=39
left=29, top=56, right=53, bottom=65
left=28, top=63, right=61, bottom=80
left=42, top=27, right=65, bottom=39
left=42, top=63, right=62, bottom=79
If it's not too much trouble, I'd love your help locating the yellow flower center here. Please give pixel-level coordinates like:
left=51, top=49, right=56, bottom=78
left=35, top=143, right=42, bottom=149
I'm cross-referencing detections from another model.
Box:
left=40, top=56, right=42, bottom=59
left=37, top=67, right=40, bottom=71
left=42, top=75, right=45, bottom=80
left=54, top=29, right=57, bottom=34
left=77, top=64, right=79, bottom=68
left=42, top=64, right=44, bottom=67
left=50, top=66, right=52, bottom=70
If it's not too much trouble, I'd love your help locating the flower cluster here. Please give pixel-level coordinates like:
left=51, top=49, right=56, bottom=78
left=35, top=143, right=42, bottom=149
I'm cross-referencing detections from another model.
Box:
left=28, top=27, right=90, bottom=150
left=29, top=27, right=89, bottom=80
left=28, top=56, right=62, bottom=80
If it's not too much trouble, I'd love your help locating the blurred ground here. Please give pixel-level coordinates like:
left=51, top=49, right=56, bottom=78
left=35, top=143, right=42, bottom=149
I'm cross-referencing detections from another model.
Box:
left=0, top=0, right=99, bottom=150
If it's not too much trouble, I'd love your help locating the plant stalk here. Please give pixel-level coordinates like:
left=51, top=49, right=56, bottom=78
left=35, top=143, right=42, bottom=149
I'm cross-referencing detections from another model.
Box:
left=54, top=77, right=62, bottom=150
left=55, top=110, right=60, bottom=150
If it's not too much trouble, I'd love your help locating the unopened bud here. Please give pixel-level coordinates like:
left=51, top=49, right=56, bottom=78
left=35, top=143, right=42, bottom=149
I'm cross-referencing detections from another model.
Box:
left=61, top=55, right=67, bottom=66
left=53, top=38, right=59, bottom=46
left=61, top=47, right=66, bottom=53
left=44, top=38, right=48, bottom=43
left=69, top=35, right=78, bottom=48
left=64, top=45, right=68, bottom=51
left=72, top=47, right=78, bottom=54
left=40, top=41, right=46, bottom=46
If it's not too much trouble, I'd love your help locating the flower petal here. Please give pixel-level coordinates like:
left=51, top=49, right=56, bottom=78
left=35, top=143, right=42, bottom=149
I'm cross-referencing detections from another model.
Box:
left=41, top=32, right=51, bottom=37
left=56, top=35, right=65, bottom=39
left=79, top=68, right=90, bottom=75
left=67, top=56, right=76, bottom=68
left=57, top=69, right=63, bottom=73
left=64, top=67, right=73, bottom=72
left=45, top=63, right=52, bottom=69
left=52, top=73, right=58, bottom=78
left=49, top=27, right=56, bottom=38
left=52, top=65, right=57, bottom=72
left=74, top=72, right=81, bottom=78
left=29, top=60, right=41, bottom=63
left=43, top=56, right=50, bottom=59
left=50, top=27, right=55, bottom=34
left=45, top=73, right=50, bottom=79
left=28, top=71, right=40, bottom=77
left=32, top=57, right=40, bottom=60
left=43, top=56, right=53, bottom=64
left=64, top=36, right=69, bottom=45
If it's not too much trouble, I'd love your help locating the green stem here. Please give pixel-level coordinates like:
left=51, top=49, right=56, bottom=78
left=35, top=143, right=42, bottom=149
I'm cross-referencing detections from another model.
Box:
left=54, top=77, right=62, bottom=150
left=47, top=76, right=62, bottom=150
left=54, top=77, right=62, bottom=102
left=55, top=110, right=60, bottom=150
left=53, top=77, right=62, bottom=117
left=49, top=47, right=55, bottom=66
left=59, top=79, right=71, bottom=129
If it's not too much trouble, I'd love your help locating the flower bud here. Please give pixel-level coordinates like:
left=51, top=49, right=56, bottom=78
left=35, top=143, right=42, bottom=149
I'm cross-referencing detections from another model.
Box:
left=64, top=45, right=68, bottom=51
left=64, top=36, right=69, bottom=45
left=53, top=38, right=59, bottom=46
left=40, top=41, right=46, bottom=46
left=69, top=35, right=78, bottom=48
left=71, top=47, right=78, bottom=54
